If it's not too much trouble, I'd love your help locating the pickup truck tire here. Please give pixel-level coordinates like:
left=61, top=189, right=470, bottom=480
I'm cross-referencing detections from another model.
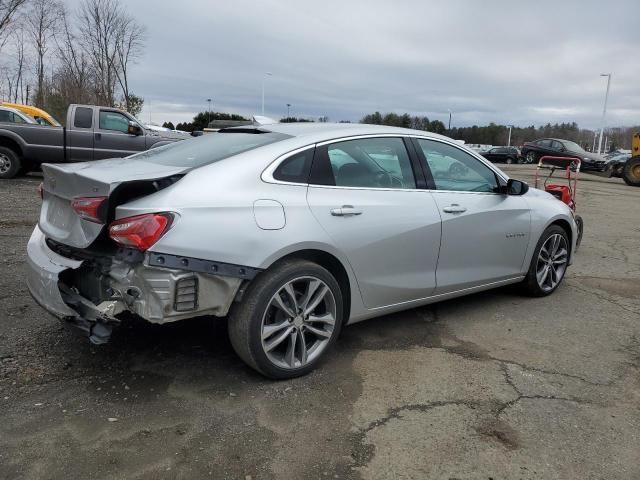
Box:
left=0, top=147, right=21, bottom=179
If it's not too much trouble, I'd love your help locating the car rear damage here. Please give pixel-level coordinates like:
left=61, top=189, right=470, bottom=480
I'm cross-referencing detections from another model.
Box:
left=26, top=160, right=255, bottom=344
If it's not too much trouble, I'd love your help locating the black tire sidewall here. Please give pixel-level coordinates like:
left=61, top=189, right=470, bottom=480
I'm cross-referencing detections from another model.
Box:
left=230, top=260, right=344, bottom=379
left=622, top=157, right=640, bottom=186
left=0, top=147, right=21, bottom=179
left=523, top=225, right=570, bottom=297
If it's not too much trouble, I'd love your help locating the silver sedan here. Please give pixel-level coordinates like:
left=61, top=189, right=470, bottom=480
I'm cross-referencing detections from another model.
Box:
left=26, top=123, right=578, bottom=378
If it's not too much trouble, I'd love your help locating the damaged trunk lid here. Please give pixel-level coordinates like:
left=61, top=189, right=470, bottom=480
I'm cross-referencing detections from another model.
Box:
left=40, top=159, right=189, bottom=249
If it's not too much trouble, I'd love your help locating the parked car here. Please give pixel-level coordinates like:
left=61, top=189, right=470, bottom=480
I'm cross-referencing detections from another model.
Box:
left=27, top=123, right=578, bottom=379
left=521, top=138, right=606, bottom=171
left=0, top=105, right=38, bottom=125
left=1, top=102, right=61, bottom=126
left=603, top=152, right=632, bottom=178
left=481, top=146, right=521, bottom=164
left=0, top=104, right=185, bottom=178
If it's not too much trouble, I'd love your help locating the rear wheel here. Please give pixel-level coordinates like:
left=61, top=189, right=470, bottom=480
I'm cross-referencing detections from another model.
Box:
left=505, top=157, right=514, bottom=165
left=622, top=157, right=640, bottom=186
left=521, top=225, right=570, bottom=296
left=0, top=147, right=21, bottom=179
left=228, top=259, right=344, bottom=379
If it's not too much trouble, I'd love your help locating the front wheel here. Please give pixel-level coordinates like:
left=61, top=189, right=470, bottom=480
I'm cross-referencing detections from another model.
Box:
left=622, top=157, right=640, bottom=186
left=525, top=151, right=537, bottom=164
left=521, top=225, right=570, bottom=297
left=228, top=259, right=344, bottom=379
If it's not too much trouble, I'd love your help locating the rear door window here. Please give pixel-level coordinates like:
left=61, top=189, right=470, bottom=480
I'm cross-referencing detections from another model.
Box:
left=311, top=137, right=416, bottom=189
left=74, top=107, right=93, bottom=128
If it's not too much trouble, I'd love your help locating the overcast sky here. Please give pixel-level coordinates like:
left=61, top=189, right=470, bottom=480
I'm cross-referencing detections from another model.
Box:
left=93, top=0, right=638, bottom=128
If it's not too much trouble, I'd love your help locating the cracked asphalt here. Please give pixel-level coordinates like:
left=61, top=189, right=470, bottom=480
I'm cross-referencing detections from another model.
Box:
left=1, top=165, right=639, bottom=479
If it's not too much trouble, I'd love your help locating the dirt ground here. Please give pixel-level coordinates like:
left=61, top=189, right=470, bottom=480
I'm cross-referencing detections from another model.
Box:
left=1, top=166, right=639, bottom=479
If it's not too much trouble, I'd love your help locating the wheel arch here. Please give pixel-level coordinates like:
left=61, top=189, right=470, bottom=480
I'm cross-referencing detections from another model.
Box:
left=0, top=135, right=24, bottom=158
left=266, top=248, right=354, bottom=325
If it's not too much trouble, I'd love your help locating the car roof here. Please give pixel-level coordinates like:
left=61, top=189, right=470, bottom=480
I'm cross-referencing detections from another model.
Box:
left=227, top=122, right=453, bottom=144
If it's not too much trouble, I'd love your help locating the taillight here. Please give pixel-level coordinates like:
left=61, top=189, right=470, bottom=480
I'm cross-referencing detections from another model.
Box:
left=108, top=213, right=174, bottom=251
left=71, top=196, right=108, bottom=223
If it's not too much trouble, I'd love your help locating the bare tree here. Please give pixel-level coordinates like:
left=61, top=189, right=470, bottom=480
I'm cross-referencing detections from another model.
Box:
left=78, top=0, right=122, bottom=106
left=0, top=0, right=27, bottom=34
left=55, top=8, right=92, bottom=104
left=26, top=0, right=62, bottom=106
left=113, top=14, right=144, bottom=112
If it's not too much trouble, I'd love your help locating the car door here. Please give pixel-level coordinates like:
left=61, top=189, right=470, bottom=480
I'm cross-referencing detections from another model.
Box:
left=485, top=148, right=499, bottom=162
left=66, top=106, right=95, bottom=162
left=413, top=138, right=531, bottom=294
left=94, top=109, right=146, bottom=159
left=306, top=136, right=442, bottom=309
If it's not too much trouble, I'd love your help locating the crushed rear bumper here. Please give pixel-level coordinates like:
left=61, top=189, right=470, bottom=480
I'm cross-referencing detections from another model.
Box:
left=26, top=225, right=244, bottom=344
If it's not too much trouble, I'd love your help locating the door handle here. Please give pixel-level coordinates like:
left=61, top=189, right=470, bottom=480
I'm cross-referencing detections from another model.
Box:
left=442, top=204, right=467, bottom=213
left=94, top=133, right=102, bottom=140
left=330, top=205, right=362, bottom=217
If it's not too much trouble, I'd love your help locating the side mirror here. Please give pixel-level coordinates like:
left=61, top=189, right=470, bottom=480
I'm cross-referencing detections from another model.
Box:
left=504, top=178, right=529, bottom=195
left=127, top=121, right=142, bottom=136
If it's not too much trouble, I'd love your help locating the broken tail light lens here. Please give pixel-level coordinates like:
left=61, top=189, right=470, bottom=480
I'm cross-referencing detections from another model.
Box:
left=71, top=196, right=108, bottom=223
left=108, top=213, right=175, bottom=251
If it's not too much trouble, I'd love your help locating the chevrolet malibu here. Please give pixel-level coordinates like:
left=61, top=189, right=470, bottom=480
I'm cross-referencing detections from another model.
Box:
left=27, top=123, right=578, bottom=379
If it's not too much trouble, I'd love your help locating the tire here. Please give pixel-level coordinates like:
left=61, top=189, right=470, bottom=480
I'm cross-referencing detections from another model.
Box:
left=521, top=225, right=570, bottom=297
left=574, top=215, right=584, bottom=250
left=505, top=157, right=514, bottom=165
left=622, top=157, right=640, bottom=187
left=0, top=147, right=21, bottom=179
left=228, top=259, right=344, bottom=379
left=525, top=151, right=537, bottom=164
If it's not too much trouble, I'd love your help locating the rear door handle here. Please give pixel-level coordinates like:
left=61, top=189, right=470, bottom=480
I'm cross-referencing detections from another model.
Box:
left=331, top=205, right=362, bottom=217
left=442, top=204, right=467, bottom=213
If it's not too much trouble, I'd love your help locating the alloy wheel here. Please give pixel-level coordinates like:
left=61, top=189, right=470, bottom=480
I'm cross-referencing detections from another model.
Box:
left=526, top=152, right=536, bottom=164
left=536, top=234, right=568, bottom=292
left=260, top=276, right=337, bottom=369
left=0, top=153, right=11, bottom=175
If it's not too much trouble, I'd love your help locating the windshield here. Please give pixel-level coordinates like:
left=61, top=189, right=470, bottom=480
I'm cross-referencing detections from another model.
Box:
left=563, top=140, right=584, bottom=153
left=127, top=131, right=291, bottom=167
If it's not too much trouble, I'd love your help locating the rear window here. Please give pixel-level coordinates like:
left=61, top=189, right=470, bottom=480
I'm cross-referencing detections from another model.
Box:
left=127, top=131, right=291, bottom=168
left=74, top=107, right=93, bottom=128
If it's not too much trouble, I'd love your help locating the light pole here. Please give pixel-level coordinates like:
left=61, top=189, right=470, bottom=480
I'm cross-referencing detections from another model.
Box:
left=448, top=110, right=452, bottom=130
left=507, top=125, right=513, bottom=146
left=261, top=72, right=272, bottom=115
left=597, top=73, right=611, bottom=155
left=207, top=98, right=212, bottom=126
left=286, top=103, right=291, bottom=118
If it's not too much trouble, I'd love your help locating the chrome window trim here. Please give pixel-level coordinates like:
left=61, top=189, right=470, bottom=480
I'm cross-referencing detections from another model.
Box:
left=261, top=133, right=509, bottom=193
left=261, top=144, right=317, bottom=186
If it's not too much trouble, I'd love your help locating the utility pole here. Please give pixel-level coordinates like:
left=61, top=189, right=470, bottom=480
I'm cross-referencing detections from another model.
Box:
left=286, top=103, right=291, bottom=118
left=207, top=98, right=212, bottom=126
left=507, top=125, right=513, bottom=146
left=448, top=110, right=452, bottom=130
left=597, top=73, right=611, bottom=155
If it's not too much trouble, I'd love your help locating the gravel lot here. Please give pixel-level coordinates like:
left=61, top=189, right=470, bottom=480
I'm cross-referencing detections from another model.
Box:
left=1, top=166, right=639, bottom=479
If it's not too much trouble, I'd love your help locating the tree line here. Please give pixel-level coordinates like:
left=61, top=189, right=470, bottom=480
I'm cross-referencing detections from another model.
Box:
left=359, top=112, right=639, bottom=151
left=0, top=0, right=145, bottom=122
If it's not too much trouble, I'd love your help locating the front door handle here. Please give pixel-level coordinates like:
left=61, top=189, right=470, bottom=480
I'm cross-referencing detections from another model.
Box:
left=94, top=133, right=102, bottom=141
left=331, top=205, right=362, bottom=217
left=442, top=204, right=467, bottom=213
